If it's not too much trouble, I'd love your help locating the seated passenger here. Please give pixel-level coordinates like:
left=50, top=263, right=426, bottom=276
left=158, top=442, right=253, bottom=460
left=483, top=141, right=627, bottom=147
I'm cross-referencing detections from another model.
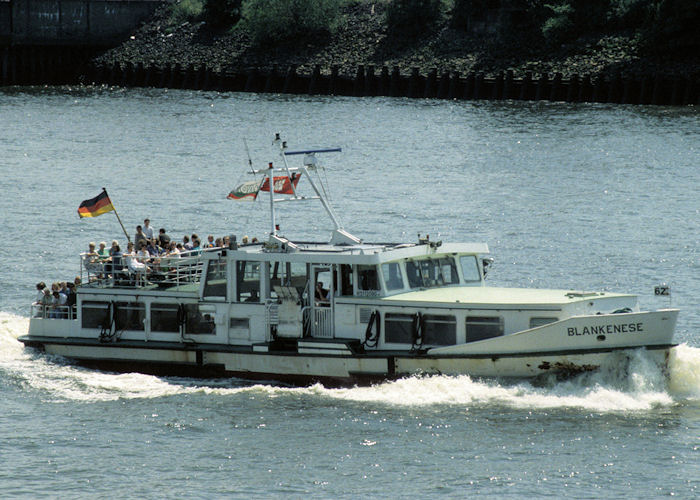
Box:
left=205, top=235, right=215, bottom=248
left=97, top=241, right=109, bottom=259
left=108, top=244, right=123, bottom=277
left=244, top=289, right=259, bottom=302
left=85, top=242, right=103, bottom=275
left=125, top=242, right=149, bottom=274
left=166, top=241, right=181, bottom=257
left=190, top=238, right=201, bottom=255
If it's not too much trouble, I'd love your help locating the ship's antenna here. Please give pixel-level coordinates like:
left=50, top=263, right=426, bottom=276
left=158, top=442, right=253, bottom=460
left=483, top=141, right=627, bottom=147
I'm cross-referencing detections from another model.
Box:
left=243, top=138, right=255, bottom=174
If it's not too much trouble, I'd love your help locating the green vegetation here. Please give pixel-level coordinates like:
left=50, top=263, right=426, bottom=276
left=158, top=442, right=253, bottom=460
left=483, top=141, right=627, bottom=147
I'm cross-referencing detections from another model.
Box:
left=169, top=0, right=204, bottom=24
left=165, top=0, right=698, bottom=58
left=203, top=0, right=242, bottom=29
left=385, top=0, right=444, bottom=40
left=241, top=0, right=342, bottom=46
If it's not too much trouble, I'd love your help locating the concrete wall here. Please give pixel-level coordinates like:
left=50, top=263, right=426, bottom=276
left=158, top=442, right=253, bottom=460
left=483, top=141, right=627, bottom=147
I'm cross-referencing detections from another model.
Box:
left=1, top=0, right=167, bottom=45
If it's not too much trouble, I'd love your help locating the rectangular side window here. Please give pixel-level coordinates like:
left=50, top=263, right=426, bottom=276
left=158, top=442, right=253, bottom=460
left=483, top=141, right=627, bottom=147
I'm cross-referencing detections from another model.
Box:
left=529, top=317, right=558, bottom=328
left=236, top=261, right=260, bottom=302
left=423, top=314, right=456, bottom=345
left=460, top=255, right=481, bottom=282
left=184, top=304, right=216, bottom=334
left=151, top=303, right=179, bottom=333
left=357, top=265, right=380, bottom=291
left=81, top=301, right=110, bottom=329
left=466, top=316, right=504, bottom=342
left=385, top=313, right=414, bottom=344
left=381, top=262, right=404, bottom=291
left=115, top=302, right=145, bottom=331
left=203, top=259, right=227, bottom=299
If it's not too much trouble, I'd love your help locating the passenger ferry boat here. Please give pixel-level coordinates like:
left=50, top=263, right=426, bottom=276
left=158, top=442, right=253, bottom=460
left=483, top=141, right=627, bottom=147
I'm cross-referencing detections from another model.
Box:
left=20, top=136, right=679, bottom=384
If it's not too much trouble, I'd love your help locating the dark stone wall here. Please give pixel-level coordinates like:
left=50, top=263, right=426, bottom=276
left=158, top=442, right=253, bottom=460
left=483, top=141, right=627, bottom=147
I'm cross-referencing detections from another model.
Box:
left=1, top=0, right=167, bottom=45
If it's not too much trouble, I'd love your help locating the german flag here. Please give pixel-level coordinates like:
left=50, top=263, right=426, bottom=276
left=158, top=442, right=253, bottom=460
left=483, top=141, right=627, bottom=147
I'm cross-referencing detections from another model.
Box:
left=78, top=190, right=115, bottom=218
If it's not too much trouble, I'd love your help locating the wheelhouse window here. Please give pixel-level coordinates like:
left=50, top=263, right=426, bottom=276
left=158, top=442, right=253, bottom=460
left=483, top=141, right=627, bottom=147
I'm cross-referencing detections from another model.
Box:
left=151, top=303, right=179, bottom=333
left=381, top=262, right=404, bottom=291
left=236, top=261, right=260, bottom=302
left=270, top=261, right=307, bottom=299
left=422, top=314, right=456, bottom=345
left=385, top=313, right=414, bottom=344
left=115, top=302, right=145, bottom=331
left=466, top=316, right=504, bottom=342
left=203, top=259, right=227, bottom=299
left=406, top=257, right=459, bottom=288
left=339, top=264, right=353, bottom=296
left=184, top=304, right=216, bottom=334
left=81, top=301, right=110, bottom=329
left=460, top=255, right=481, bottom=282
left=357, top=265, right=380, bottom=291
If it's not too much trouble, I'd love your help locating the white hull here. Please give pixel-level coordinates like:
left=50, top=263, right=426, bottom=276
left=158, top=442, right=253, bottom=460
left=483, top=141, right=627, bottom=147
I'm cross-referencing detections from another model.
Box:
left=30, top=339, right=672, bottom=384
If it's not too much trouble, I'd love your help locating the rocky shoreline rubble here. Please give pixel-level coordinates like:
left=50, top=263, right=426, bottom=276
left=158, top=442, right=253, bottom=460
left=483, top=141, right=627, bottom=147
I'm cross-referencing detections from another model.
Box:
left=93, top=2, right=699, bottom=83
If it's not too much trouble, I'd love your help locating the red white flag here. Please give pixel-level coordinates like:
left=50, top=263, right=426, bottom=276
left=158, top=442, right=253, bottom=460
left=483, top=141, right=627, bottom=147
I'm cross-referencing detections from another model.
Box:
left=260, top=174, right=300, bottom=195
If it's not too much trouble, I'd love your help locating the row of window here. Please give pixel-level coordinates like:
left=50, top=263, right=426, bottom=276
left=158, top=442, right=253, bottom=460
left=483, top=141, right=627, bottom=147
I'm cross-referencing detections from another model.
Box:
left=81, top=301, right=215, bottom=334
left=201, top=255, right=483, bottom=302
left=384, top=313, right=557, bottom=345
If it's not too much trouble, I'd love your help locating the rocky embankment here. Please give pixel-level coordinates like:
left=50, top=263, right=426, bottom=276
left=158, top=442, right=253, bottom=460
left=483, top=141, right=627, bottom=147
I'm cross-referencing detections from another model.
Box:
left=94, top=2, right=698, bottom=82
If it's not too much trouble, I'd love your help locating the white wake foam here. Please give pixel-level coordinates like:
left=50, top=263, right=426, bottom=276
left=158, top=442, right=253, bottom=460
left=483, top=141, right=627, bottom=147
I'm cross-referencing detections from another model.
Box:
left=2, top=311, right=699, bottom=410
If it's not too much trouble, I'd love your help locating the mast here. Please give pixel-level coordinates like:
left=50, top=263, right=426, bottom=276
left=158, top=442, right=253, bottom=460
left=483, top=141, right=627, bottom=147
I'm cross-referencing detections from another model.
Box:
left=248, top=134, right=361, bottom=246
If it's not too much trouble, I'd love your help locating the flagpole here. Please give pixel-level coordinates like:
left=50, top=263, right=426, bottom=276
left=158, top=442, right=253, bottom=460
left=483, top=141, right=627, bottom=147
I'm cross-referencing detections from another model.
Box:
left=103, top=187, right=131, bottom=244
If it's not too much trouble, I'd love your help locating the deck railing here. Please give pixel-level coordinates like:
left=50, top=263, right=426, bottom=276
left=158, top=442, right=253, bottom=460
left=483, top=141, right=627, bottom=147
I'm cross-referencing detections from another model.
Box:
left=80, top=251, right=209, bottom=289
left=303, top=306, right=333, bottom=338
left=31, top=304, right=76, bottom=320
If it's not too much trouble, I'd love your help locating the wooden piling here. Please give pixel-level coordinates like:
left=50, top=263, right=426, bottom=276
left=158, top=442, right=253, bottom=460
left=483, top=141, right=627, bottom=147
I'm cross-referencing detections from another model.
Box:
left=390, top=66, right=401, bottom=97
left=408, top=67, right=421, bottom=98
left=365, top=65, right=376, bottom=97
left=424, top=68, right=437, bottom=98
left=550, top=72, right=562, bottom=101
left=283, top=65, right=297, bottom=94
left=353, top=65, right=365, bottom=96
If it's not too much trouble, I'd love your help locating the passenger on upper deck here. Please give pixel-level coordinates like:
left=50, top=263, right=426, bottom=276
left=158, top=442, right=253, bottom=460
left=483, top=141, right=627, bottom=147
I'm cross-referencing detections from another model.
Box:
left=205, top=235, right=215, bottom=248
left=125, top=242, right=149, bottom=274
left=85, top=242, right=103, bottom=275
left=106, top=243, right=123, bottom=277
left=134, top=226, right=147, bottom=248
left=97, top=241, right=109, bottom=259
left=190, top=238, right=201, bottom=255
left=143, top=218, right=155, bottom=241
left=158, top=228, right=171, bottom=248
left=166, top=241, right=181, bottom=257
left=146, top=239, right=162, bottom=257
left=241, top=235, right=249, bottom=245
left=183, top=235, right=192, bottom=250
